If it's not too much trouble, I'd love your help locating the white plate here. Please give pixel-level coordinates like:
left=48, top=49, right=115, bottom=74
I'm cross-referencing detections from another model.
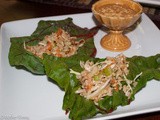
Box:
left=0, top=13, right=160, bottom=120
left=134, top=0, right=160, bottom=6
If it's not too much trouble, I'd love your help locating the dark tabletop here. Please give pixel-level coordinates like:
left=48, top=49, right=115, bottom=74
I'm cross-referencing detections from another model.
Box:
left=0, top=0, right=160, bottom=120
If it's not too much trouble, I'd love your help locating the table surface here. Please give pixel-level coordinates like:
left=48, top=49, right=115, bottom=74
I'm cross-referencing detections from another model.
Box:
left=0, top=0, right=160, bottom=120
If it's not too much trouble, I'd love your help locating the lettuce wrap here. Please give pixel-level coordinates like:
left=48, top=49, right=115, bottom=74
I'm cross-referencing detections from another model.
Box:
left=43, top=54, right=160, bottom=120
left=9, top=18, right=99, bottom=74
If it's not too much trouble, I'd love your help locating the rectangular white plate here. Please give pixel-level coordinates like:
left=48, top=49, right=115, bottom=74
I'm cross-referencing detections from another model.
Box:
left=135, top=0, right=160, bottom=6
left=0, top=13, right=160, bottom=120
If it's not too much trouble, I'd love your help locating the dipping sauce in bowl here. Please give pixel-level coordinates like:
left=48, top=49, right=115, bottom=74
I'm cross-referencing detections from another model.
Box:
left=97, top=4, right=136, bottom=18
left=92, top=0, right=143, bottom=52
left=92, top=0, right=143, bottom=29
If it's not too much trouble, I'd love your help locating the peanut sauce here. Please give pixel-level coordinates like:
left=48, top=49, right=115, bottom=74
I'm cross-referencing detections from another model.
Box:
left=97, top=4, right=136, bottom=17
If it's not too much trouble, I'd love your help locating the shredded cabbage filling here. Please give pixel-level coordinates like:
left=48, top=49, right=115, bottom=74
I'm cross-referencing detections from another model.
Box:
left=70, top=54, right=142, bottom=103
left=24, top=28, right=85, bottom=58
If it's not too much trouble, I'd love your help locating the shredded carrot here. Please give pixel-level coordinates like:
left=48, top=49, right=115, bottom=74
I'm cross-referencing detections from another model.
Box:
left=85, top=84, right=92, bottom=91
left=55, top=49, right=62, bottom=57
left=114, top=85, right=119, bottom=91
left=110, top=79, right=116, bottom=84
left=55, top=53, right=62, bottom=57
left=47, top=41, right=52, bottom=51
left=56, top=28, right=63, bottom=37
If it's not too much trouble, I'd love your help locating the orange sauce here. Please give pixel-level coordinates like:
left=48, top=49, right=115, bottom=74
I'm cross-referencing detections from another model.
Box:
left=97, top=4, right=136, bottom=17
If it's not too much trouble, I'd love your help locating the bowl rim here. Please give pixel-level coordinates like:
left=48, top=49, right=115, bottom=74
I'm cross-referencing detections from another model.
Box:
left=92, top=0, right=143, bottom=19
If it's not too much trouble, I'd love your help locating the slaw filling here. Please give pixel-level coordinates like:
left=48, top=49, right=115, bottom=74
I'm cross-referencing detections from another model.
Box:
left=70, top=54, right=142, bottom=103
left=24, top=28, right=85, bottom=58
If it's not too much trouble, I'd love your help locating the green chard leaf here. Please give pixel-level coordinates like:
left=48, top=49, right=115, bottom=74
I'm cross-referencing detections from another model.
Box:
left=63, top=74, right=98, bottom=120
left=43, top=54, right=71, bottom=90
left=127, top=54, right=160, bottom=96
left=9, top=37, right=44, bottom=74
